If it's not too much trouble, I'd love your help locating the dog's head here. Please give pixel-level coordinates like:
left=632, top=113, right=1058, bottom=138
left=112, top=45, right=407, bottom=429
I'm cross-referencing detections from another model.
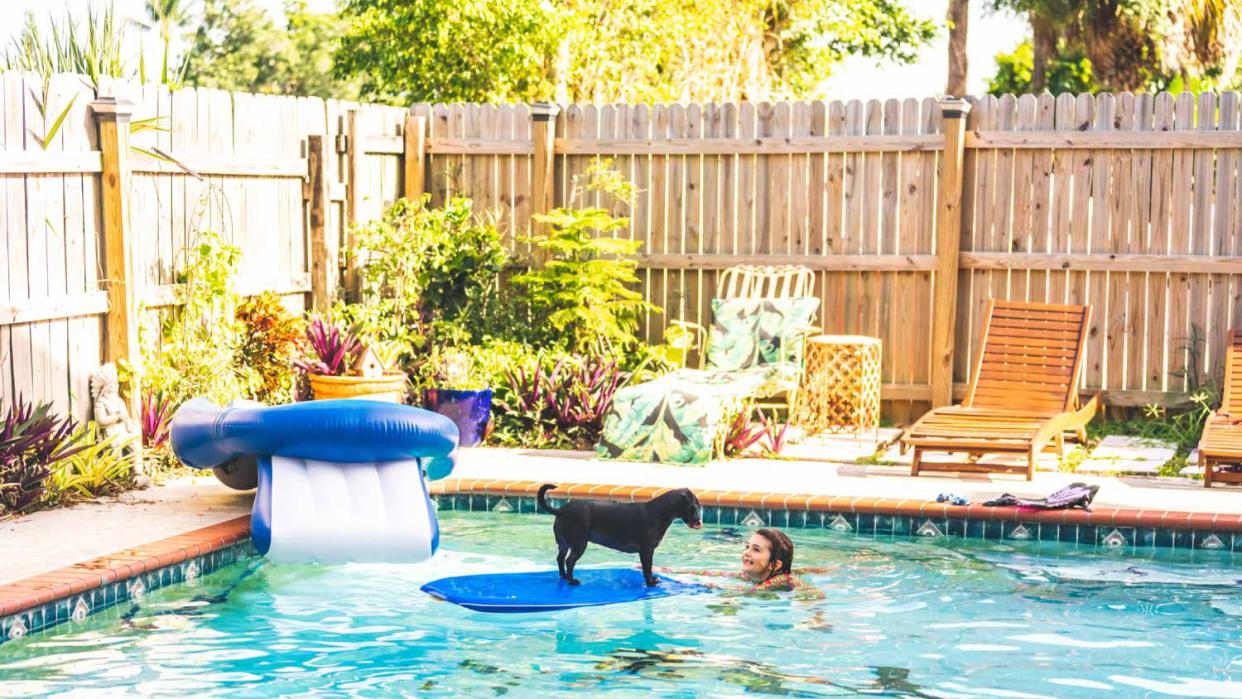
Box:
left=671, top=488, right=702, bottom=529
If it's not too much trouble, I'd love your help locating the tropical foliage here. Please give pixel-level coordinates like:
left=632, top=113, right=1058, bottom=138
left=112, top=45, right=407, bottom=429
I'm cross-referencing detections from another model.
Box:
left=345, top=195, right=509, bottom=354
left=235, top=292, right=305, bottom=403
left=334, top=0, right=937, bottom=103
left=0, top=398, right=88, bottom=514
left=143, top=229, right=255, bottom=407
left=988, top=0, right=1242, bottom=93
left=183, top=0, right=361, bottom=98
left=514, top=160, right=658, bottom=357
left=44, top=422, right=135, bottom=506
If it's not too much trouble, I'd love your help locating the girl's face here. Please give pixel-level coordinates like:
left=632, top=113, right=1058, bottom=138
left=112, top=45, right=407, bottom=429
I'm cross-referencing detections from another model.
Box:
left=741, top=533, right=779, bottom=582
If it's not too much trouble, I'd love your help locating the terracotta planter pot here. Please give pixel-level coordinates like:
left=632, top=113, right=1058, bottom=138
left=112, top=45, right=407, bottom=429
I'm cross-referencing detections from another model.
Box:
left=309, top=373, right=406, bottom=403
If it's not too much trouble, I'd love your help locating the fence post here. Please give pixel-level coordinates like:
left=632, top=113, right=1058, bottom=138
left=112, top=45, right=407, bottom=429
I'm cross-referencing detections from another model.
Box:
left=307, top=135, right=333, bottom=313
left=91, top=97, right=140, bottom=416
left=930, top=97, right=972, bottom=408
left=530, top=102, right=560, bottom=243
left=344, top=109, right=361, bottom=299
left=404, top=114, right=426, bottom=202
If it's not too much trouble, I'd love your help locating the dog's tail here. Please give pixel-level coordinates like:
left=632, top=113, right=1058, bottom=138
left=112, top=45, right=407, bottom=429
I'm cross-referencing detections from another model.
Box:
left=537, top=484, right=562, bottom=515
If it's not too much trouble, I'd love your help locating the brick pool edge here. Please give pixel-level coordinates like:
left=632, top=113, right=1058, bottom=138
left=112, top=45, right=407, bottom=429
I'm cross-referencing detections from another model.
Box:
left=0, top=516, right=252, bottom=645
left=431, top=479, right=1242, bottom=551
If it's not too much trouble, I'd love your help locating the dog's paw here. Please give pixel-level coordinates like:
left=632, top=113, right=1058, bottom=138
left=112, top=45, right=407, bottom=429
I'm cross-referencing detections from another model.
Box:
left=645, top=578, right=660, bottom=587
left=568, top=578, right=581, bottom=586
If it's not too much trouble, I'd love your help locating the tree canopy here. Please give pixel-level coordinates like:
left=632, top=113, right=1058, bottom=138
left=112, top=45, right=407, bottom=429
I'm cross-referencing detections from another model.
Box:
left=183, top=0, right=361, bottom=98
left=333, top=0, right=938, bottom=104
left=988, top=0, right=1242, bottom=93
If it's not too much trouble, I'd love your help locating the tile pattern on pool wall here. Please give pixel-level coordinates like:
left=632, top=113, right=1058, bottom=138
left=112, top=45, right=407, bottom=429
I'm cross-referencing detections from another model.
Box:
left=433, top=494, right=1242, bottom=553
left=0, top=541, right=256, bottom=646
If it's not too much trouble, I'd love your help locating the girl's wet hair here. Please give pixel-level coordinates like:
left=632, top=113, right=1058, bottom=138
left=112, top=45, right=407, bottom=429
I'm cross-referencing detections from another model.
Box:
left=755, top=528, right=794, bottom=580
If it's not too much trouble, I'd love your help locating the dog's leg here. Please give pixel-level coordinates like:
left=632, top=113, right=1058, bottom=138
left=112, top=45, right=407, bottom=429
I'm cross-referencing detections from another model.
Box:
left=564, top=540, right=588, bottom=586
left=556, top=539, right=569, bottom=579
left=640, top=547, right=658, bottom=587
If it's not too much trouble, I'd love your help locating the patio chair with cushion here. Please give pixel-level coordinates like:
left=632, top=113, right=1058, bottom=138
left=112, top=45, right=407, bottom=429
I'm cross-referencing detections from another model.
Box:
left=901, top=299, right=1100, bottom=481
left=596, top=265, right=820, bottom=464
left=1196, top=329, right=1242, bottom=488
left=669, top=265, right=819, bottom=414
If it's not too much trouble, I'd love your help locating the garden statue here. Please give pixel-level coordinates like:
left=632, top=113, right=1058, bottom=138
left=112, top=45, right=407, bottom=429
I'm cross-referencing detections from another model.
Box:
left=90, top=363, right=149, bottom=487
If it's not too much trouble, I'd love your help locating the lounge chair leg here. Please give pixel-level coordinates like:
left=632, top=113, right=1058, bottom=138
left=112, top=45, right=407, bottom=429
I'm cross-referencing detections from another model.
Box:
left=1026, top=448, right=1036, bottom=481
left=911, top=447, right=922, bottom=477
left=1204, top=458, right=1213, bottom=488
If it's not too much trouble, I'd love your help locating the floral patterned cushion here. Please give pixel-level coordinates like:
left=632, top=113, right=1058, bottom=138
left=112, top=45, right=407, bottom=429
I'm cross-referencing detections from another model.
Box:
left=596, top=369, right=766, bottom=464
left=705, top=297, right=820, bottom=370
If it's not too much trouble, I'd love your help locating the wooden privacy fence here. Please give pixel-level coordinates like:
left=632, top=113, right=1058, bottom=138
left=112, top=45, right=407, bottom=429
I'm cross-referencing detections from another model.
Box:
left=5, top=72, right=1242, bottom=426
left=0, top=72, right=414, bottom=420
left=410, top=93, right=1242, bottom=422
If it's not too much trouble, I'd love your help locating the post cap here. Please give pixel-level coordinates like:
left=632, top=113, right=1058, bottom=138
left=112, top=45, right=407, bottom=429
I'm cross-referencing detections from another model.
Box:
left=530, top=102, right=561, bottom=122
left=938, top=96, right=972, bottom=118
left=89, top=97, right=135, bottom=122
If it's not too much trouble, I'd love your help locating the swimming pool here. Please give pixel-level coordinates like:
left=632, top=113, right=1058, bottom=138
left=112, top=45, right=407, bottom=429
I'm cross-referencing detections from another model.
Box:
left=1, top=511, right=1238, bottom=697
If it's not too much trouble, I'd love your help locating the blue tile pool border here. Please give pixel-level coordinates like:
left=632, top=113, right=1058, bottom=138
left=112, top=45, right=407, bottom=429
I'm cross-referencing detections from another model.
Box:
left=431, top=493, right=1242, bottom=554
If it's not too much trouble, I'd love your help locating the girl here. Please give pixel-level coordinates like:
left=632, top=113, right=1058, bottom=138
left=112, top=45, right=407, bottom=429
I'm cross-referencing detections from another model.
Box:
left=741, top=528, right=817, bottom=594
left=659, top=528, right=825, bottom=597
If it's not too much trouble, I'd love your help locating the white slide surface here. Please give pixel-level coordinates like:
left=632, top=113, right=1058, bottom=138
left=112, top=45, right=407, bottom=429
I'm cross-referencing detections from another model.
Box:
left=266, top=456, right=437, bottom=564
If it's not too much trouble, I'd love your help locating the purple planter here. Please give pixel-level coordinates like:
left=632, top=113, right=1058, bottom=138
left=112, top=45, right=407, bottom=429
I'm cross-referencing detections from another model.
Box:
left=424, top=388, right=493, bottom=447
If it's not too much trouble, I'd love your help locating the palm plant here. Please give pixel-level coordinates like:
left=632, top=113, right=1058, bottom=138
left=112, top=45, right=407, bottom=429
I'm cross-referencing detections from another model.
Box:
left=145, top=0, right=192, bottom=86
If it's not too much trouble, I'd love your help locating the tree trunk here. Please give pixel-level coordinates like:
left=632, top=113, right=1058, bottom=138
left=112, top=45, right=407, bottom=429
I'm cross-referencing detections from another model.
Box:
left=1031, top=16, right=1057, bottom=94
left=946, top=0, right=969, bottom=96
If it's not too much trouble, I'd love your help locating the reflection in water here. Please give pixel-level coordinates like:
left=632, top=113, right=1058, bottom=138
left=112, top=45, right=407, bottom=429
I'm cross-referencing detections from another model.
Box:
left=592, top=647, right=937, bottom=697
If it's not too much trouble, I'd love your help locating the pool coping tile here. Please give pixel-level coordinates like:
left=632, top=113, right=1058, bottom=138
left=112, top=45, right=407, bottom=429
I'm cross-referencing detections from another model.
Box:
left=433, top=479, right=1242, bottom=538
left=0, top=516, right=250, bottom=625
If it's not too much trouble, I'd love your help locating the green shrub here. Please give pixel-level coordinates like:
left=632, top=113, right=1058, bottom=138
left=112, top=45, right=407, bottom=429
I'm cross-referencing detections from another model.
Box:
left=235, top=292, right=305, bottom=403
left=44, top=422, right=134, bottom=506
left=347, top=195, right=509, bottom=355
left=143, top=229, right=256, bottom=406
left=513, top=159, right=659, bottom=357
left=987, top=40, right=1095, bottom=96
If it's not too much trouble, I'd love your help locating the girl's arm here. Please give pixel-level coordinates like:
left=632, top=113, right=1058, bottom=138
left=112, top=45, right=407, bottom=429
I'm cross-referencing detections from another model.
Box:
left=652, top=566, right=743, bottom=579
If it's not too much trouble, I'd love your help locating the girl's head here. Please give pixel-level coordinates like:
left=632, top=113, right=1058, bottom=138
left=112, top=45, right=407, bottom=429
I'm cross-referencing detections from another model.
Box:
left=741, top=528, right=794, bottom=582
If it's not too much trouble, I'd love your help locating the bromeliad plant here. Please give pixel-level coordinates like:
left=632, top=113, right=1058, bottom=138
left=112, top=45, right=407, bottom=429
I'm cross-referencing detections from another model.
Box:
left=722, top=408, right=789, bottom=458
left=294, top=317, right=365, bottom=377
left=1, top=397, right=88, bottom=514
left=142, top=391, right=175, bottom=450
left=495, top=354, right=628, bottom=449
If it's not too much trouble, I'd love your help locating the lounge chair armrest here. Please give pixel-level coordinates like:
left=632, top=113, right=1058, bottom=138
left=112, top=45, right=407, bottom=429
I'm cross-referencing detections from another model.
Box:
left=778, top=326, right=821, bottom=364
left=1074, top=393, right=1101, bottom=422
left=1032, top=393, right=1101, bottom=452
left=668, top=320, right=708, bottom=369
left=671, top=319, right=707, bottom=335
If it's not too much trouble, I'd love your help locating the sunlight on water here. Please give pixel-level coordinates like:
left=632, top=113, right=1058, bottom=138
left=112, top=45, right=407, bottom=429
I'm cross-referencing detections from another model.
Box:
left=0, top=512, right=1238, bottom=697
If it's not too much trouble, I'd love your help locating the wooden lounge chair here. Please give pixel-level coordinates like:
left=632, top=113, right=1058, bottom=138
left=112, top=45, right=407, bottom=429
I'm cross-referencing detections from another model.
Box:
left=1196, top=329, right=1242, bottom=488
left=902, top=300, right=1100, bottom=480
left=670, top=265, right=818, bottom=414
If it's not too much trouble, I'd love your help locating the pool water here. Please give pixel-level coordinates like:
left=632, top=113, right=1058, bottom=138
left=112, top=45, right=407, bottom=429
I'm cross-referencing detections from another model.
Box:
left=2, top=512, right=1239, bottom=697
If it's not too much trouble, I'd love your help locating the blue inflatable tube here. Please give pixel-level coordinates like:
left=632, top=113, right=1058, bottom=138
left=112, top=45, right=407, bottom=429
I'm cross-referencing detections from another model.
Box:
left=171, top=398, right=458, bottom=480
left=170, top=399, right=460, bottom=563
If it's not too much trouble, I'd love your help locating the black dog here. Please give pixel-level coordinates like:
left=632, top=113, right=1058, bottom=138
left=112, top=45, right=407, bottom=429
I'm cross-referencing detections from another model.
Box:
left=537, top=483, right=702, bottom=587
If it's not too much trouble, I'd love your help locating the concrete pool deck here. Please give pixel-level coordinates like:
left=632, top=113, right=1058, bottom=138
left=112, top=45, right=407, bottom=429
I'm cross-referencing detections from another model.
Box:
left=0, top=475, right=252, bottom=586
left=446, top=447, right=1242, bottom=516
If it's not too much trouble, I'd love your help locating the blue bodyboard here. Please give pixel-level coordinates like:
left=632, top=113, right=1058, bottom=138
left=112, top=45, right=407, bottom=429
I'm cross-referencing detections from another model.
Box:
left=420, top=568, right=710, bottom=613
